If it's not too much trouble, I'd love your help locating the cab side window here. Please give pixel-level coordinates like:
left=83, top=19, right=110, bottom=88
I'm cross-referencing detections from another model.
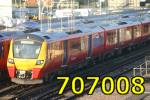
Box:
left=49, top=42, right=64, bottom=59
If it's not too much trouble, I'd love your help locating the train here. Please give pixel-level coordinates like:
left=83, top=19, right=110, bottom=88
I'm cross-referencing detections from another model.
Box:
left=6, top=11, right=150, bottom=84
left=0, top=31, right=25, bottom=78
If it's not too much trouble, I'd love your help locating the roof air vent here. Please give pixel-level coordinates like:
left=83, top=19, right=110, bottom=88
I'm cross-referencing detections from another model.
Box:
left=66, top=30, right=82, bottom=35
left=43, top=36, right=50, bottom=39
left=118, top=22, right=127, bottom=25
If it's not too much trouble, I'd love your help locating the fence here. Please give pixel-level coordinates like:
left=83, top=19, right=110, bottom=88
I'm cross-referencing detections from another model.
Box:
left=133, top=56, right=150, bottom=76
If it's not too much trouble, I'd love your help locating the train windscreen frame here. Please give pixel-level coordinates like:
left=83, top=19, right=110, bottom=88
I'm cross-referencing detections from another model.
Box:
left=13, top=40, right=42, bottom=59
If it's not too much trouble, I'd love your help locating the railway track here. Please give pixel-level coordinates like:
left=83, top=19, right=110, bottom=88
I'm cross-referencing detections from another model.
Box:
left=40, top=54, right=146, bottom=100
left=0, top=44, right=150, bottom=100
left=36, top=45, right=150, bottom=100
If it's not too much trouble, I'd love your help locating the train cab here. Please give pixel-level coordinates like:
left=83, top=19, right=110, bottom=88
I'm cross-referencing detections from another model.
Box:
left=7, top=34, right=47, bottom=84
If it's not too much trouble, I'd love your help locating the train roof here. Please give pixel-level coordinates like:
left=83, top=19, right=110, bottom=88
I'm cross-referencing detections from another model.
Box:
left=139, top=14, right=150, bottom=23
left=12, top=9, right=150, bottom=42
left=38, top=10, right=148, bottom=32
left=0, top=31, right=25, bottom=38
left=30, top=29, right=90, bottom=41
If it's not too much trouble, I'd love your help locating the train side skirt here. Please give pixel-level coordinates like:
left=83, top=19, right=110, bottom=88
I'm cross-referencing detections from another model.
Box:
left=11, top=78, right=43, bottom=85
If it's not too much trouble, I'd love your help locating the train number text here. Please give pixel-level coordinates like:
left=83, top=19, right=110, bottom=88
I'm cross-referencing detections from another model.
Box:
left=57, top=76, right=145, bottom=95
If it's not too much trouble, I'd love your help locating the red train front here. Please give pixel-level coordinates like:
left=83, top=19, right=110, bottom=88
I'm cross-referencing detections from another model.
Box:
left=0, top=37, right=10, bottom=78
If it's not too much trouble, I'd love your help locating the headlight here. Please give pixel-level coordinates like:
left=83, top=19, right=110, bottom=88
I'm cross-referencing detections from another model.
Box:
left=36, top=60, right=44, bottom=65
left=8, top=58, right=14, bottom=64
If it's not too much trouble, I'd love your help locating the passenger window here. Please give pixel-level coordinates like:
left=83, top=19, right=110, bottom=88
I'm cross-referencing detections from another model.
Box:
left=71, top=41, right=80, bottom=50
left=107, top=31, right=117, bottom=45
left=119, top=27, right=132, bottom=42
left=142, top=24, right=149, bottom=36
left=70, top=38, right=81, bottom=52
left=133, top=26, right=141, bottom=38
left=92, top=33, right=104, bottom=48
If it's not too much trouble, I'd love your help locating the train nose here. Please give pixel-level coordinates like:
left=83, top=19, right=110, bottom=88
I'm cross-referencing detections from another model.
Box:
left=13, top=59, right=44, bottom=79
left=14, top=59, right=37, bottom=70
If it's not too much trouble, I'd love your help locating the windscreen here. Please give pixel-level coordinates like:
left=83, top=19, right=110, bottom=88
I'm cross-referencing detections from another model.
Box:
left=13, top=40, right=41, bottom=59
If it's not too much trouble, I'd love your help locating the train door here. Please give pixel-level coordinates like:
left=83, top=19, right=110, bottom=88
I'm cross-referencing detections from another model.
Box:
left=132, top=25, right=142, bottom=43
left=91, top=32, right=104, bottom=57
left=68, top=36, right=87, bottom=65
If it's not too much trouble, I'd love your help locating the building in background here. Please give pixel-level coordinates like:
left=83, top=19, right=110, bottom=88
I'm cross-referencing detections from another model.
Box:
left=12, top=0, right=150, bottom=9
left=0, top=0, right=12, bottom=18
left=106, top=0, right=140, bottom=10
left=140, top=0, right=150, bottom=8
left=25, top=0, right=37, bottom=7
left=56, top=0, right=79, bottom=9
left=129, top=0, right=140, bottom=8
left=23, top=0, right=79, bottom=8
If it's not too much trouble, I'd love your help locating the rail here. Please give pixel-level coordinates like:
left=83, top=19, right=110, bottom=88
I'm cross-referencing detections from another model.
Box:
left=133, top=56, right=150, bottom=76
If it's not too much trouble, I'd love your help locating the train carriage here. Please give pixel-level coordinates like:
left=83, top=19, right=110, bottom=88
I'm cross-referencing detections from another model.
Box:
left=0, top=37, right=10, bottom=78
left=100, top=17, right=147, bottom=55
